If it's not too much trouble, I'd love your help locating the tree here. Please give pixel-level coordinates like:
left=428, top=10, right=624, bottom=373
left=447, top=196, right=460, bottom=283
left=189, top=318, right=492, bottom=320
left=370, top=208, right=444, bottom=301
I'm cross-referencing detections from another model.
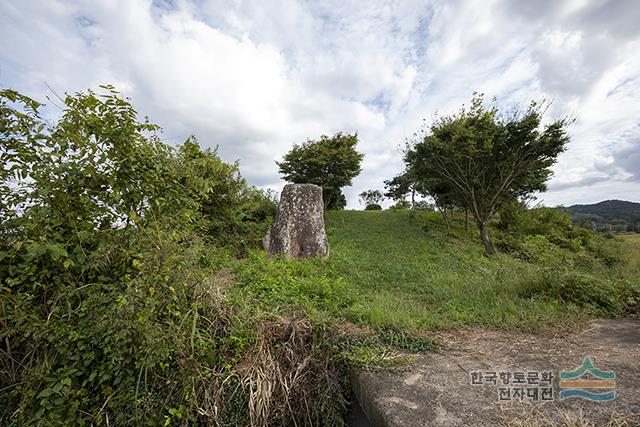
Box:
left=177, top=137, right=276, bottom=249
left=385, top=151, right=457, bottom=230
left=384, top=173, right=414, bottom=207
left=358, top=189, right=384, bottom=208
left=384, top=149, right=432, bottom=210
left=277, top=132, right=364, bottom=210
left=408, top=95, right=570, bottom=255
left=324, top=187, right=347, bottom=210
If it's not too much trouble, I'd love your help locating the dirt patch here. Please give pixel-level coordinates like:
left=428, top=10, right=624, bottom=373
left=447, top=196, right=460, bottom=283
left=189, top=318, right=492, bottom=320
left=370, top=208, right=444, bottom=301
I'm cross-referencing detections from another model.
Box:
left=352, top=318, right=640, bottom=426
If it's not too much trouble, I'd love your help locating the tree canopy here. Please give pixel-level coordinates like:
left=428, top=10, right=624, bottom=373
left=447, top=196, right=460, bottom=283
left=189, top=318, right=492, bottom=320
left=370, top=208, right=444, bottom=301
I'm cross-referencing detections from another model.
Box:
left=277, top=132, right=363, bottom=209
left=383, top=173, right=413, bottom=203
left=358, top=189, right=384, bottom=208
left=406, top=95, right=570, bottom=254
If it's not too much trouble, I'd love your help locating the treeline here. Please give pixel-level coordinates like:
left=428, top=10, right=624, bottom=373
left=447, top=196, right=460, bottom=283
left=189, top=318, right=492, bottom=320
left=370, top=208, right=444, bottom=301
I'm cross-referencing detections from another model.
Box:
left=279, top=95, right=572, bottom=255
left=562, top=200, right=640, bottom=233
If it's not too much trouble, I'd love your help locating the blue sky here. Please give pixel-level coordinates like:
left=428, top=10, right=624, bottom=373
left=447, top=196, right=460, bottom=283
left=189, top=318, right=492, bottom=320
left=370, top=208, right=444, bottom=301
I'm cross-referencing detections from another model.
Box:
left=1, top=0, right=639, bottom=207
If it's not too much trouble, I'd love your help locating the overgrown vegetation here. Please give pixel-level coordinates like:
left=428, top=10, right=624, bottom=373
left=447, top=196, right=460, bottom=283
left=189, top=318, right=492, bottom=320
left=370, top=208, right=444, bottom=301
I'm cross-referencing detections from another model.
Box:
left=326, top=210, right=637, bottom=330
left=0, top=87, right=338, bottom=426
left=1, top=87, right=637, bottom=426
left=232, top=206, right=637, bottom=333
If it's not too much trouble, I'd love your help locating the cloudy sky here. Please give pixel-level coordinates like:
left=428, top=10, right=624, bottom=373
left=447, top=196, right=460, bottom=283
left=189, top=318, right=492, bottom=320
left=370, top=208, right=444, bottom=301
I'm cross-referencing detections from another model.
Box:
left=1, top=0, right=639, bottom=207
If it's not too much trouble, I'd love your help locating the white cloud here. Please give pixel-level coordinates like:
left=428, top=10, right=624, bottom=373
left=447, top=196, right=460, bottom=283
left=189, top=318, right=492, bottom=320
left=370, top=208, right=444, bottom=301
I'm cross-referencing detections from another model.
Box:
left=1, top=0, right=639, bottom=208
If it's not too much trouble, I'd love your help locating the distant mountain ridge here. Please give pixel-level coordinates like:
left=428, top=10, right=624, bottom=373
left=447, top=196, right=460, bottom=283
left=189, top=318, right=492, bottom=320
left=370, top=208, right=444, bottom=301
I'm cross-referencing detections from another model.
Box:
left=561, top=199, right=640, bottom=232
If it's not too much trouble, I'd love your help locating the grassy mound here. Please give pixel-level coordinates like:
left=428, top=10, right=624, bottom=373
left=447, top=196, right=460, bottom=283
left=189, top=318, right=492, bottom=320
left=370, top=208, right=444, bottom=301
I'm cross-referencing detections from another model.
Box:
left=233, top=210, right=638, bottom=333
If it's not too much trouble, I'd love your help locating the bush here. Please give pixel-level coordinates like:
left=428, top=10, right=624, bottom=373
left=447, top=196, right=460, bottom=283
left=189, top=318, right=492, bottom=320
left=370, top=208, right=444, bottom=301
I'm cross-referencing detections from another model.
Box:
left=518, top=235, right=565, bottom=264
left=364, top=203, right=382, bottom=210
left=550, top=272, right=622, bottom=314
left=0, top=87, right=341, bottom=426
left=235, top=187, right=277, bottom=251
left=177, top=138, right=276, bottom=253
left=1, top=225, right=237, bottom=425
left=497, top=204, right=588, bottom=249
left=495, top=204, right=625, bottom=266
left=388, top=200, right=411, bottom=210
left=518, top=271, right=639, bottom=316
left=591, top=237, right=625, bottom=267
left=494, top=203, right=637, bottom=317
left=619, top=280, right=640, bottom=315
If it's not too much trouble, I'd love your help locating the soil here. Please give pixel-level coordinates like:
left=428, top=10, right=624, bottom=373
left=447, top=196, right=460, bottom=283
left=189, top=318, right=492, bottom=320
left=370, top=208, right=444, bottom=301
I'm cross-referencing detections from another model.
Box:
left=351, top=318, right=640, bottom=426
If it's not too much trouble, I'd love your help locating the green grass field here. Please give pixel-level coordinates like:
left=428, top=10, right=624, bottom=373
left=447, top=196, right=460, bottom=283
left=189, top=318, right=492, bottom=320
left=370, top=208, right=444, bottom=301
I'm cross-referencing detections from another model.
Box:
left=232, top=210, right=638, bottom=335
left=326, top=210, right=580, bottom=330
left=618, top=233, right=640, bottom=275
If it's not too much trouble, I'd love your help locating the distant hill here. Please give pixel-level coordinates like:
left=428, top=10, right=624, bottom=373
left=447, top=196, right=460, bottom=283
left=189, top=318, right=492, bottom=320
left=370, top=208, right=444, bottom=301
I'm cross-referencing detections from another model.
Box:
left=562, top=200, right=640, bottom=232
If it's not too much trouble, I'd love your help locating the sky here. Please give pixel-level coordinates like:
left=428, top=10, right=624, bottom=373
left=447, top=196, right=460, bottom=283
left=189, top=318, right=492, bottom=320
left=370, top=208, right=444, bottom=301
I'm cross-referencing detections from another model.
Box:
left=1, top=0, right=639, bottom=208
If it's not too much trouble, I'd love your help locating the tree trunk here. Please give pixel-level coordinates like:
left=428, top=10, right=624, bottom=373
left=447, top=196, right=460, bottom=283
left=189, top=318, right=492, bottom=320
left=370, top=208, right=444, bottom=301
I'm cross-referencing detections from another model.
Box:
left=440, top=207, right=450, bottom=233
left=410, top=186, right=416, bottom=210
left=464, top=208, right=468, bottom=230
left=323, top=190, right=331, bottom=211
left=479, top=222, right=495, bottom=255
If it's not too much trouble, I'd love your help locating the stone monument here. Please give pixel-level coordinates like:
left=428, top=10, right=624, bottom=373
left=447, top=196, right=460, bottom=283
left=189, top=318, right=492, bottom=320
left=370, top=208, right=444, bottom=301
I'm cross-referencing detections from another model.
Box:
left=263, top=183, right=329, bottom=259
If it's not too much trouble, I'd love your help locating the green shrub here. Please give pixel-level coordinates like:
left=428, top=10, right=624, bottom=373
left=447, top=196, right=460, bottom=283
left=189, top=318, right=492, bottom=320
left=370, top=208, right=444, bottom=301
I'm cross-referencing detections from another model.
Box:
left=1, top=226, right=235, bottom=425
left=591, top=237, right=625, bottom=267
left=0, top=87, right=341, bottom=426
left=518, top=271, right=636, bottom=316
left=234, top=187, right=277, bottom=250
left=497, top=205, right=587, bottom=249
left=518, top=235, right=565, bottom=264
left=177, top=138, right=276, bottom=253
left=387, top=200, right=411, bottom=210
left=495, top=204, right=627, bottom=269
left=553, top=273, right=621, bottom=314
left=364, top=203, right=382, bottom=210
left=618, top=279, right=640, bottom=315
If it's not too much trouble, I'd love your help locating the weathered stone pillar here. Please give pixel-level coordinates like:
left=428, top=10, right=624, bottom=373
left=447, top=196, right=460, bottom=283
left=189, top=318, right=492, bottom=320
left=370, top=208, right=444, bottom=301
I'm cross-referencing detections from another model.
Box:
left=263, top=184, right=329, bottom=259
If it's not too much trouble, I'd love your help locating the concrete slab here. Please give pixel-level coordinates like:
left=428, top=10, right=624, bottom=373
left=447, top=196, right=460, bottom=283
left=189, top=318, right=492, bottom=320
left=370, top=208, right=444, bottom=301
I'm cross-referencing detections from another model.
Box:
left=352, top=318, right=640, bottom=426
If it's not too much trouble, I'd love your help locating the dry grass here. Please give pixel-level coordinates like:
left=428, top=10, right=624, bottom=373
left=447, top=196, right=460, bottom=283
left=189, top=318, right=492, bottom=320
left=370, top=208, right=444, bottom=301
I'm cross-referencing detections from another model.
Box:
left=184, top=315, right=343, bottom=426
left=498, top=403, right=640, bottom=427
left=237, top=316, right=343, bottom=427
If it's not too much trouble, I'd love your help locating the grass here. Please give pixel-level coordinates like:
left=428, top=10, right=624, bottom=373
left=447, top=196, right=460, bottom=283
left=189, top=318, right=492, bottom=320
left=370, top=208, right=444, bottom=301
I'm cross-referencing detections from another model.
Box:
left=326, top=210, right=582, bottom=331
left=231, top=210, right=638, bottom=338
left=619, top=233, right=640, bottom=272
left=222, top=213, right=639, bottom=422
